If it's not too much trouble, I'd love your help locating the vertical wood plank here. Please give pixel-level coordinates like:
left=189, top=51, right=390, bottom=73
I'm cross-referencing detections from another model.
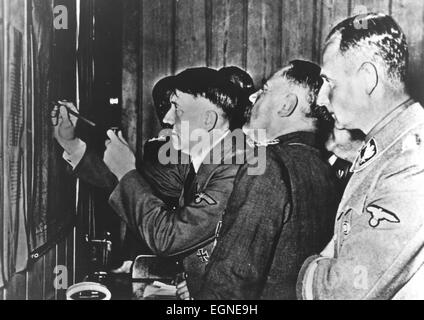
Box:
left=122, top=0, right=140, bottom=153
left=139, top=0, right=174, bottom=151
left=392, top=0, right=424, bottom=104
left=317, top=0, right=350, bottom=63
left=247, top=0, right=283, bottom=86
left=281, top=0, right=316, bottom=67
left=351, top=0, right=391, bottom=15
left=208, top=0, right=247, bottom=69
left=175, top=0, right=207, bottom=71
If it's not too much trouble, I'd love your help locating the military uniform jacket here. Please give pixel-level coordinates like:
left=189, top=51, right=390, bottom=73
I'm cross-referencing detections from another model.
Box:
left=106, top=133, right=246, bottom=295
left=297, top=102, right=424, bottom=300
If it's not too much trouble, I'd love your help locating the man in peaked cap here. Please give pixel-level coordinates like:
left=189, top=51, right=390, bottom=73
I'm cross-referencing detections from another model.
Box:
left=52, top=67, right=255, bottom=297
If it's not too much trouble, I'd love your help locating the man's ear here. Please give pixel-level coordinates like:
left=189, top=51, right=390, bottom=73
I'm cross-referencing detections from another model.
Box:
left=277, top=93, right=298, bottom=117
left=204, top=110, right=218, bottom=131
left=358, top=62, right=379, bottom=95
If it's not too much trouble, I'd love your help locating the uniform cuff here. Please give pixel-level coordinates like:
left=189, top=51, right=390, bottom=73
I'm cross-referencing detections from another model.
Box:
left=62, top=139, right=87, bottom=169
left=296, top=255, right=327, bottom=300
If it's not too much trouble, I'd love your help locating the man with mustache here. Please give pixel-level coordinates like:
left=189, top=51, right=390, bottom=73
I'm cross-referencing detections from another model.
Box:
left=52, top=67, right=255, bottom=296
left=297, top=13, right=424, bottom=300
left=178, top=60, right=339, bottom=300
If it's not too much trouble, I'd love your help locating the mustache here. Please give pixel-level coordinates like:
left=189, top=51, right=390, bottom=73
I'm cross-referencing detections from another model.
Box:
left=310, top=104, right=334, bottom=125
left=244, top=103, right=254, bottom=123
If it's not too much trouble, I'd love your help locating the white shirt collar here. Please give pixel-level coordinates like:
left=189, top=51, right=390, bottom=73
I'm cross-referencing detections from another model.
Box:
left=191, top=129, right=230, bottom=172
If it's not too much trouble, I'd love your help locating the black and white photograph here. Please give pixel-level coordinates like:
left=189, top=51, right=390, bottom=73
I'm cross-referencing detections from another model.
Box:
left=1, top=0, right=424, bottom=305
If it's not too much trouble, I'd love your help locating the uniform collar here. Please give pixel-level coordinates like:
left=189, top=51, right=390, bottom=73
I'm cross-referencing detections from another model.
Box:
left=247, top=131, right=318, bottom=148
left=269, top=131, right=319, bottom=150
left=352, top=99, right=421, bottom=172
left=191, top=129, right=230, bottom=172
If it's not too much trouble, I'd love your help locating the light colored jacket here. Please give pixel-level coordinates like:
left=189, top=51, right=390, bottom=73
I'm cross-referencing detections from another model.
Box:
left=297, top=102, right=424, bottom=300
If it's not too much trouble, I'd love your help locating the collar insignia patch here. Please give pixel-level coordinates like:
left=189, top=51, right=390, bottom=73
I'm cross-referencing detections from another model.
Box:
left=246, top=137, right=280, bottom=148
left=367, top=205, right=400, bottom=228
left=358, top=138, right=378, bottom=166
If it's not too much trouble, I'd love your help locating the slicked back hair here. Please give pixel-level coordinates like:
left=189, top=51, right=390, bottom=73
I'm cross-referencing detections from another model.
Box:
left=281, top=60, right=333, bottom=143
left=283, top=60, right=324, bottom=101
left=326, top=13, right=408, bottom=86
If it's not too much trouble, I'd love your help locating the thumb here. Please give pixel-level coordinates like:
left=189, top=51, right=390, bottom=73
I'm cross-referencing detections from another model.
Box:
left=59, top=105, right=72, bottom=125
left=106, top=129, right=119, bottom=142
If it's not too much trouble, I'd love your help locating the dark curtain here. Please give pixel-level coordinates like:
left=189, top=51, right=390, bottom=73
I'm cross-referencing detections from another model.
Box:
left=28, top=0, right=77, bottom=260
left=1, top=0, right=78, bottom=288
left=1, top=0, right=28, bottom=288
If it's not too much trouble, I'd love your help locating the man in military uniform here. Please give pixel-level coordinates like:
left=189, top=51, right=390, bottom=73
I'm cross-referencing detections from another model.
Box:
left=178, top=60, right=339, bottom=300
left=52, top=67, right=253, bottom=296
left=297, top=13, right=424, bottom=300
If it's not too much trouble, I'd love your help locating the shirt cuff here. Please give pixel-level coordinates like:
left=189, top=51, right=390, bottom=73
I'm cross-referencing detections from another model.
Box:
left=62, top=139, right=87, bottom=169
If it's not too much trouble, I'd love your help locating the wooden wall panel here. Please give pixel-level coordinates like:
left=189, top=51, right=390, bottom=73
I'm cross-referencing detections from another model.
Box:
left=140, top=0, right=174, bottom=149
left=316, top=0, right=350, bottom=63
left=247, top=0, right=282, bottom=86
left=351, top=0, right=391, bottom=15
left=175, top=0, right=207, bottom=71
left=120, top=0, right=424, bottom=154
left=281, top=0, right=316, bottom=66
left=208, top=0, right=247, bottom=69
left=392, top=0, right=424, bottom=104
left=122, top=0, right=141, bottom=152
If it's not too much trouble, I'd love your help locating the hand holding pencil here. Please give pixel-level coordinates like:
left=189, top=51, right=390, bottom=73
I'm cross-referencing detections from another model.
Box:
left=51, top=100, right=85, bottom=154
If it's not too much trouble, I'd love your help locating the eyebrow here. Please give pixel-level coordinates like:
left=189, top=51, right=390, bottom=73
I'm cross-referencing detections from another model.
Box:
left=320, top=73, right=329, bottom=81
left=320, top=73, right=334, bottom=84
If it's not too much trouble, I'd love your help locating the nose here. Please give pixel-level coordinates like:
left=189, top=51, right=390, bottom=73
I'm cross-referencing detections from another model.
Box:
left=163, top=106, right=176, bottom=126
left=249, top=89, right=261, bottom=104
left=317, top=84, right=330, bottom=109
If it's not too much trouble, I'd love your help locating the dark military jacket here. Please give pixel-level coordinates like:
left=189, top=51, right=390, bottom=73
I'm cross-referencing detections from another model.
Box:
left=197, top=131, right=338, bottom=300
left=74, top=133, right=246, bottom=296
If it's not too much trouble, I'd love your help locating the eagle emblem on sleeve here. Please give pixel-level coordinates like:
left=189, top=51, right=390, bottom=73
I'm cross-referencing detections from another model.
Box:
left=194, top=192, right=217, bottom=205
left=367, top=205, right=400, bottom=228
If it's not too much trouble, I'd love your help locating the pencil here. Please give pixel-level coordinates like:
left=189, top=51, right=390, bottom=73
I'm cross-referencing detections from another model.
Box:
left=53, top=101, right=97, bottom=127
